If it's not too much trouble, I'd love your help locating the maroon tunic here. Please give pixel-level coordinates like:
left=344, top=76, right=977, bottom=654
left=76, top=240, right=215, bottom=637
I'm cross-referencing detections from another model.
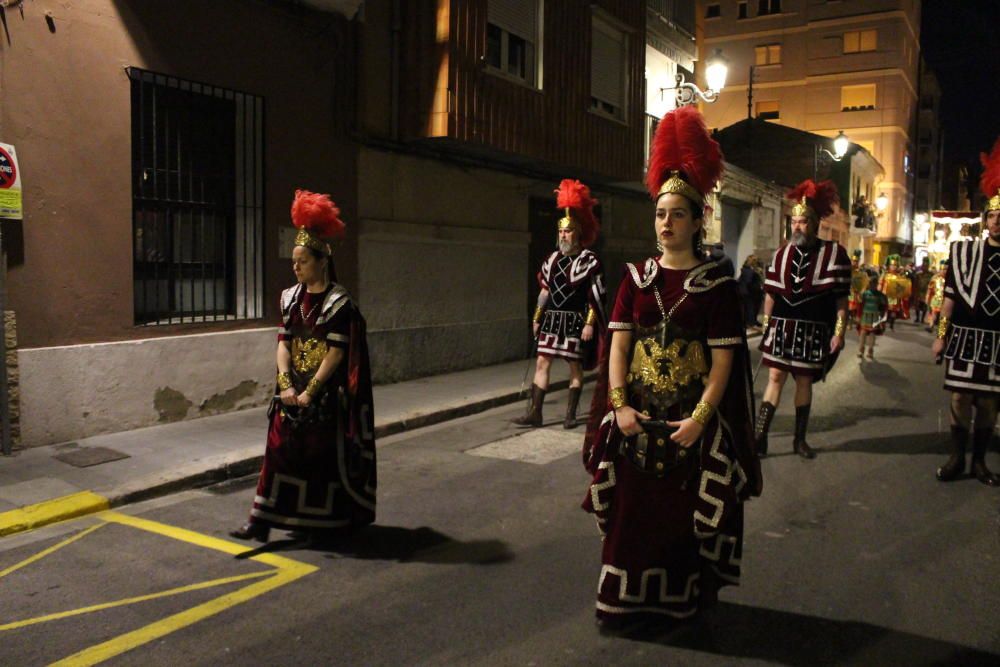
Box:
left=582, top=258, right=759, bottom=621
left=248, top=283, right=377, bottom=531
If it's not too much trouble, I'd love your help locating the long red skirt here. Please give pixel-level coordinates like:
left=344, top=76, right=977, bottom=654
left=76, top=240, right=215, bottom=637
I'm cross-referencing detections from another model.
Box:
left=583, top=414, right=746, bottom=620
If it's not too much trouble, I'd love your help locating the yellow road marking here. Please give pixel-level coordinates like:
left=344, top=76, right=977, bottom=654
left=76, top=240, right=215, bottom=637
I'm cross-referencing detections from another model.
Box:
left=0, top=523, right=105, bottom=579
left=41, top=511, right=318, bottom=666
left=0, top=570, right=275, bottom=631
left=0, top=492, right=109, bottom=537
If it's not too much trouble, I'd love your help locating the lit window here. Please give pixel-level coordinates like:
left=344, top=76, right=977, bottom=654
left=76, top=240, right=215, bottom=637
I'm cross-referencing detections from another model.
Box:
left=755, top=43, right=781, bottom=65
left=841, top=84, right=876, bottom=111
left=844, top=29, right=877, bottom=53
left=756, top=100, right=780, bottom=120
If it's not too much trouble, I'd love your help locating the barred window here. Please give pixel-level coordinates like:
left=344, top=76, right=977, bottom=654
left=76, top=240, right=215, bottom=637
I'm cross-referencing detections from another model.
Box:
left=129, top=68, right=264, bottom=325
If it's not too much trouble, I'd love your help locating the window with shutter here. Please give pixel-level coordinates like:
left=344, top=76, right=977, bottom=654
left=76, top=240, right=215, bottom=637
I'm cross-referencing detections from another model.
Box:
left=590, top=17, right=627, bottom=121
left=485, top=0, right=540, bottom=88
left=841, top=84, right=876, bottom=111
left=756, top=100, right=779, bottom=120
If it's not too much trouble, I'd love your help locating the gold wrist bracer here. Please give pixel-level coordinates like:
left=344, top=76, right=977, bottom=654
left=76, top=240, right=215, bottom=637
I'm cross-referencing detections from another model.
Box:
left=609, top=387, right=627, bottom=410
left=937, top=316, right=950, bottom=340
left=585, top=308, right=597, bottom=326
left=277, top=372, right=293, bottom=392
left=533, top=306, right=545, bottom=323
left=305, top=377, right=323, bottom=397
left=761, top=314, right=770, bottom=330
left=691, top=401, right=714, bottom=426
left=834, top=318, right=846, bottom=337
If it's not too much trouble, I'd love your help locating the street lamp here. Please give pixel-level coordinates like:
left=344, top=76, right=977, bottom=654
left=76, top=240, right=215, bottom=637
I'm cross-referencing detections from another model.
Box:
left=664, top=49, right=729, bottom=108
left=876, top=192, right=889, bottom=212
left=814, top=130, right=850, bottom=178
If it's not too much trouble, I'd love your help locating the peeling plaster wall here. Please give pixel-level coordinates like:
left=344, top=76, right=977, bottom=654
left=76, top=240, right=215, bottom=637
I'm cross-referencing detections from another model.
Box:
left=18, top=328, right=274, bottom=447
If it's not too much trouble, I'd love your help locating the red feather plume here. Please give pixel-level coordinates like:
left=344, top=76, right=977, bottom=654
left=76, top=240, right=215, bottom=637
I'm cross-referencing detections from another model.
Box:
left=979, top=136, right=1000, bottom=200
left=290, top=189, right=346, bottom=240
left=787, top=178, right=839, bottom=220
left=645, top=105, right=724, bottom=201
left=554, top=179, right=600, bottom=247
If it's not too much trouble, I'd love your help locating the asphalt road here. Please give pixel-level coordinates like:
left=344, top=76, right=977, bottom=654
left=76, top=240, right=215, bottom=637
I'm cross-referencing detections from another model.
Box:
left=1, top=320, right=998, bottom=666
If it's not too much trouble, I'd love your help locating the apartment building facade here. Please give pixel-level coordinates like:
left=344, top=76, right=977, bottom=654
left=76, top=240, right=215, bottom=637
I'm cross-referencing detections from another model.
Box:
left=697, top=0, right=922, bottom=265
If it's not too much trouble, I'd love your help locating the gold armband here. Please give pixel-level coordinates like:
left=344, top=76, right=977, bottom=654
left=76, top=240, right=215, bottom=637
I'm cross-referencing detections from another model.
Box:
left=761, top=314, right=770, bottom=330
left=609, top=387, right=627, bottom=411
left=277, top=372, right=293, bottom=392
left=833, top=318, right=846, bottom=337
left=691, top=401, right=715, bottom=426
left=304, top=377, right=323, bottom=397
left=937, top=316, right=950, bottom=340
left=533, top=306, right=545, bottom=323
left=585, top=307, right=597, bottom=326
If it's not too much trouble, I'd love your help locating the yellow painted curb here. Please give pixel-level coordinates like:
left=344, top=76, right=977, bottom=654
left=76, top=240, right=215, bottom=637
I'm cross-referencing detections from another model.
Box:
left=0, top=491, right=110, bottom=537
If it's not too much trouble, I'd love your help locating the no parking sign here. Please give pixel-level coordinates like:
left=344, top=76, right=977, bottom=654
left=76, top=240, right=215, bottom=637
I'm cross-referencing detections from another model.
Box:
left=0, top=143, right=22, bottom=220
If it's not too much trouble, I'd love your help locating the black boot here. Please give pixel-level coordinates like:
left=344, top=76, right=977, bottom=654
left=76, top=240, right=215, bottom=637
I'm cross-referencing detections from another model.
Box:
left=793, top=404, right=816, bottom=459
left=970, top=428, right=999, bottom=486
left=512, top=384, right=545, bottom=427
left=754, top=401, right=776, bottom=457
left=936, top=426, right=968, bottom=481
left=564, top=387, right=582, bottom=429
left=229, top=521, right=270, bottom=543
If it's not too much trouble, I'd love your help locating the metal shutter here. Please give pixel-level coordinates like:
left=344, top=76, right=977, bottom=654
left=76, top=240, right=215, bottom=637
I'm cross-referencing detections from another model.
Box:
left=488, top=0, right=537, bottom=42
left=591, top=21, right=625, bottom=107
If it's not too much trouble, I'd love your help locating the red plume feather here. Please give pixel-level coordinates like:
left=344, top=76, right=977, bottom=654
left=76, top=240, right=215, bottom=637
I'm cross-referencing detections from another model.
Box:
left=290, top=189, right=346, bottom=240
left=645, top=105, right=724, bottom=201
left=979, top=137, right=1000, bottom=200
left=787, top=179, right=839, bottom=220
left=554, top=179, right=600, bottom=247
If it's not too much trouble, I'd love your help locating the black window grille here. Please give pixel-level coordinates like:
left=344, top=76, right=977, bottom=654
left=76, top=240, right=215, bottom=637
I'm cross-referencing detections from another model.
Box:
left=129, top=68, right=264, bottom=325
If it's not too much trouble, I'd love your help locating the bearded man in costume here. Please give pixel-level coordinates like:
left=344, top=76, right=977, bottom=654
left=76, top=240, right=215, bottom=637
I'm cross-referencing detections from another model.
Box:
left=755, top=180, right=850, bottom=459
left=231, top=190, right=377, bottom=542
left=514, top=180, right=606, bottom=429
left=581, top=106, right=759, bottom=630
left=931, top=137, right=1000, bottom=487
left=879, top=254, right=911, bottom=330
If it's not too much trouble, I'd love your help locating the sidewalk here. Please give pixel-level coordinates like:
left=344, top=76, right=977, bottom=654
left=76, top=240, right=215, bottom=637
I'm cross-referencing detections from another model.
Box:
left=0, top=358, right=582, bottom=536
left=0, top=328, right=762, bottom=537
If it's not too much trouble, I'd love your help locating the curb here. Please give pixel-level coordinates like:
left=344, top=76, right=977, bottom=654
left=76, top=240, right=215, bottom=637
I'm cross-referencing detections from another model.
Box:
left=0, top=376, right=590, bottom=537
left=0, top=492, right=110, bottom=537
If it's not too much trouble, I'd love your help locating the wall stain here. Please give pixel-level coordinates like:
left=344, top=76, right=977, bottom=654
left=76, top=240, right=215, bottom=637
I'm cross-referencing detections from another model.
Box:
left=154, top=387, right=193, bottom=423
left=199, top=380, right=259, bottom=414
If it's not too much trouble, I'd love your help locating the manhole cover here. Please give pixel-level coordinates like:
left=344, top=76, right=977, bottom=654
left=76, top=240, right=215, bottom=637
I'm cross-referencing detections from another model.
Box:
left=53, top=446, right=131, bottom=468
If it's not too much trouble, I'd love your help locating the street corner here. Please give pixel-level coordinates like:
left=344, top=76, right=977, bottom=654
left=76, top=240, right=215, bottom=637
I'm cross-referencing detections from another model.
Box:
left=0, top=510, right=317, bottom=666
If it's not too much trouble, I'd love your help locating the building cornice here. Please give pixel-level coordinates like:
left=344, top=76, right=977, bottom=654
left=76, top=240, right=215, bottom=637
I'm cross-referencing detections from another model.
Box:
left=703, top=9, right=919, bottom=45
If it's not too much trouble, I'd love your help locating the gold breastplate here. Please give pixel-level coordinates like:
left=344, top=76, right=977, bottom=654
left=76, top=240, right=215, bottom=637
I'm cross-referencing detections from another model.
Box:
left=627, top=320, right=709, bottom=414
left=291, top=336, right=327, bottom=375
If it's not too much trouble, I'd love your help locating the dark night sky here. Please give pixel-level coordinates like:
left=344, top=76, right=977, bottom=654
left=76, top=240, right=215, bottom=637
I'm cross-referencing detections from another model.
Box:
left=921, top=0, right=1000, bottom=197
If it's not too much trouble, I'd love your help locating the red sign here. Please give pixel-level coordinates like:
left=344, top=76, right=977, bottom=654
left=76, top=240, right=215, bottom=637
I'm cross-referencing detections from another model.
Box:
left=0, top=146, right=15, bottom=189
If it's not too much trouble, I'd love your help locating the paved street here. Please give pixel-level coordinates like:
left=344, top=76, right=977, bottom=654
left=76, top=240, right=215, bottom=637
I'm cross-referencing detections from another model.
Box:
left=1, top=321, right=998, bottom=666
